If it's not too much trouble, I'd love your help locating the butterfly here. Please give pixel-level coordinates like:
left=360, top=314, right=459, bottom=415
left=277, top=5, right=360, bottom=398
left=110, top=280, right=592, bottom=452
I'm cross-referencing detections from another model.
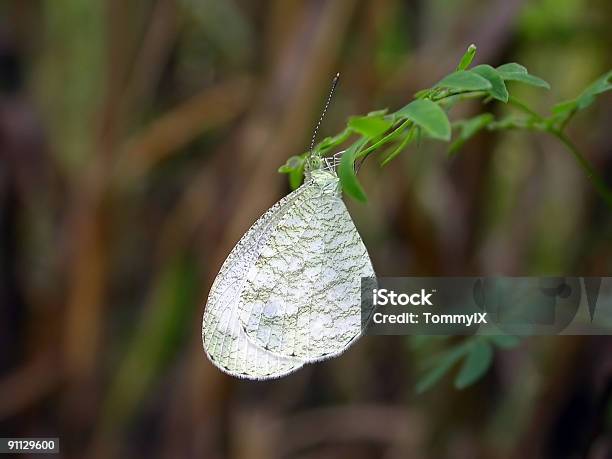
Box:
left=201, top=153, right=375, bottom=379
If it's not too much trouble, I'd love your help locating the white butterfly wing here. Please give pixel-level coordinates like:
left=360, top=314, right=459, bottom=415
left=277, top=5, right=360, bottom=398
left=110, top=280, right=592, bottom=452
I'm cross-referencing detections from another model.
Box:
left=306, top=193, right=375, bottom=358
left=202, top=187, right=307, bottom=379
left=237, top=184, right=324, bottom=358
left=238, top=170, right=375, bottom=362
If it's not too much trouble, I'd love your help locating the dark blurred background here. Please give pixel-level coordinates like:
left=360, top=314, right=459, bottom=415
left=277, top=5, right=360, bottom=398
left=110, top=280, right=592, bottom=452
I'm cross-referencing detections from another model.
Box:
left=1, top=0, right=612, bottom=458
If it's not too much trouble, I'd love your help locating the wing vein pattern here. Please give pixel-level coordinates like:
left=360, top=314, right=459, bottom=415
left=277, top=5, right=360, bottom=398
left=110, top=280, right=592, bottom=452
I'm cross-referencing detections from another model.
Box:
left=238, top=170, right=375, bottom=362
left=202, top=186, right=309, bottom=379
left=203, top=167, right=375, bottom=378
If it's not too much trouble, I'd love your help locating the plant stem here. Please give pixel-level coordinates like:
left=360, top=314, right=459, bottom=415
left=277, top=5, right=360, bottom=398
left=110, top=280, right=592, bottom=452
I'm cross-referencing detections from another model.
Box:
left=432, top=90, right=487, bottom=103
left=381, top=125, right=417, bottom=166
left=314, top=81, right=612, bottom=209
left=507, top=96, right=544, bottom=121
left=356, top=119, right=412, bottom=159
left=501, top=96, right=612, bottom=209
left=550, top=130, right=612, bottom=208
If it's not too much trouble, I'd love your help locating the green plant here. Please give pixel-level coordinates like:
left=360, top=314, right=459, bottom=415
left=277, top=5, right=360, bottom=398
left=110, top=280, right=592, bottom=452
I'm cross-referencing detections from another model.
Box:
left=279, top=44, right=612, bottom=208
left=279, top=45, right=612, bottom=392
left=413, top=334, right=520, bottom=393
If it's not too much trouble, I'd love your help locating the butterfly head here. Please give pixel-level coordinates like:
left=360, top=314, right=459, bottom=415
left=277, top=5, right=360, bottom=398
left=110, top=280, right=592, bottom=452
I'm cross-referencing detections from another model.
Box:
left=304, top=155, right=324, bottom=173
left=304, top=150, right=344, bottom=194
left=305, top=165, right=340, bottom=196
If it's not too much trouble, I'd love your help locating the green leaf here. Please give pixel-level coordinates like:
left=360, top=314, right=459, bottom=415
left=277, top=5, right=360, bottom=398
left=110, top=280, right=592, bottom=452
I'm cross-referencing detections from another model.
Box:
left=575, top=70, right=612, bottom=110
left=396, top=99, right=451, bottom=141
left=366, top=108, right=389, bottom=117
left=416, top=344, right=468, bottom=394
left=550, top=70, right=612, bottom=127
left=278, top=155, right=305, bottom=189
left=349, top=115, right=393, bottom=139
left=496, top=62, right=528, bottom=75
left=278, top=155, right=304, bottom=173
left=414, top=88, right=431, bottom=99
left=457, top=44, right=477, bottom=71
left=435, top=70, right=492, bottom=92
left=471, top=65, right=508, bottom=102
left=338, top=139, right=368, bottom=202
left=416, top=360, right=456, bottom=394
left=496, top=63, right=550, bottom=89
left=449, top=113, right=494, bottom=156
left=316, top=127, right=352, bottom=155
left=552, top=99, right=578, bottom=116
left=510, top=73, right=550, bottom=89
left=488, top=334, right=521, bottom=349
left=289, top=164, right=304, bottom=189
left=381, top=126, right=416, bottom=166
left=454, top=340, right=494, bottom=389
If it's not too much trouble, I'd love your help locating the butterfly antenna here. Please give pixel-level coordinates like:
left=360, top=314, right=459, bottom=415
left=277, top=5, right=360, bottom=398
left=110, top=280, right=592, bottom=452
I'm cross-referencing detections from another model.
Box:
left=310, top=72, right=340, bottom=156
